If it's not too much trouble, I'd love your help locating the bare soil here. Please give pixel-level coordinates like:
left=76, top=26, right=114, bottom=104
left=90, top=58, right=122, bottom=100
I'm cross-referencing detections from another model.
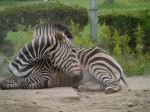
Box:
left=0, top=76, right=150, bottom=112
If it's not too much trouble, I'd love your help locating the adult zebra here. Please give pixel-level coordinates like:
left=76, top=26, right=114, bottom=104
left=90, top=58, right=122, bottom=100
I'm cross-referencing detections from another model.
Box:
left=52, top=47, right=129, bottom=94
left=0, top=23, right=82, bottom=89
left=77, top=47, right=129, bottom=94
left=0, top=23, right=129, bottom=94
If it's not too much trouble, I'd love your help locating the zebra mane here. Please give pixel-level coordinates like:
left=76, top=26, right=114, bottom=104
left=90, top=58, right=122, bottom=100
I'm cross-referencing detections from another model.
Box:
left=34, top=22, right=73, bottom=39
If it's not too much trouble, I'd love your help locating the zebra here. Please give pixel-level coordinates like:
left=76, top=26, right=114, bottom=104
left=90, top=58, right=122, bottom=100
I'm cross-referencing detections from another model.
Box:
left=51, top=47, right=129, bottom=94
left=77, top=47, right=129, bottom=94
left=0, top=23, right=82, bottom=89
left=1, top=23, right=129, bottom=94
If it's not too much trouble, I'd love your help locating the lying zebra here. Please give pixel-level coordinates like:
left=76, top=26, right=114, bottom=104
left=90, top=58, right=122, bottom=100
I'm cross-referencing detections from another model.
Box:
left=0, top=47, right=129, bottom=94
left=0, top=23, right=129, bottom=94
left=51, top=47, right=129, bottom=94
left=0, top=23, right=82, bottom=89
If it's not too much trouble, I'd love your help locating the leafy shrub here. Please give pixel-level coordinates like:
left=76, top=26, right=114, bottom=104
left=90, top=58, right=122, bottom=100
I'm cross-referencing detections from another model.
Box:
left=97, top=23, right=112, bottom=52
left=98, top=11, right=150, bottom=52
left=98, top=14, right=139, bottom=35
left=68, top=20, right=80, bottom=37
left=0, top=2, right=89, bottom=43
left=134, top=24, right=145, bottom=54
left=98, top=14, right=139, bottom=48
left=72, top=36, right=94, bottom=48
left=0, top=40, right=14, bottom=56
left=98, top=23, right=150, bottom=76
left=0, top=53, right=11, bottom=77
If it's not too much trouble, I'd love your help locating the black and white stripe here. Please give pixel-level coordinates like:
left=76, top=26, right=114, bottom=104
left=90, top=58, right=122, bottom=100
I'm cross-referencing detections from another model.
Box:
left=0, top=23, right=82, bottom=89
left=76, top=47, right=128, bottom=93
left=52, top=47, right=129, bottom=94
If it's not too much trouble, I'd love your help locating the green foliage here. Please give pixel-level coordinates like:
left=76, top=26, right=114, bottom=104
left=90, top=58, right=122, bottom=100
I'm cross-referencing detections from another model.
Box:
left=104, top=0, right=114, bottom=4
left=13, top=25, right=33, bottom=54
left=97, top=23, right=112, bottom=52
left=114, top=53, right=150, bottom=76
left=0, top=2, right=89, bottom=43
left=72, top=36, right=94, bottom=48
left=112, top=30, right=130, bottom=56
left=0, top=40, right=14, bottom=56
left=134, top=24, right=145, bottom=54
left=0, top=26, right=33, bottom=77
left=98, top=12, right=150, bottom=52
left=0, top=53, right=11, bottom=77
left=68, top=20, right=80, bottom=37
left=98, top=23, right=150, bottom=76
left=98, top=14, right=139, bottom=42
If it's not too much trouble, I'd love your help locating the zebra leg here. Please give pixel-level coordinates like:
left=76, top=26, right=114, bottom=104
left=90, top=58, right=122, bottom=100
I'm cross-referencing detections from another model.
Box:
left=93, top=74, right=121, bottom=94
left=105, top=82, right=121, bottom=94
left=20, top=74, right=53, bottom=89
left=20, top=79, right=53, bottom=89
left=0, top=75, right=22, bottom=90
left=78, top=81, right=105, bottom=92
left=102, top=77, right=121, bottom=94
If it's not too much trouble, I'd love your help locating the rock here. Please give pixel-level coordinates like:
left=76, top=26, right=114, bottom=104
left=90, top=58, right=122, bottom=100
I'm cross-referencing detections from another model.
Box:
left=128, top=103, right=134, bottom=107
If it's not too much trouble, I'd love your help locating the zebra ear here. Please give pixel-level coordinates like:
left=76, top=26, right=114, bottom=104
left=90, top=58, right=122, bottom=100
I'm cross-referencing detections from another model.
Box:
left=55, top=32, right=66, bottom=43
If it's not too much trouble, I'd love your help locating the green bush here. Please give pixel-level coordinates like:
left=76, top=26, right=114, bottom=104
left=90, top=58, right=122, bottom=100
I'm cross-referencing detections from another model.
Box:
left=97, top=23, right=113, bottom=52
left=0, top=53, right=11, bottom=77
left=0, top=2, right=89, bottom=43
left=72, top=36, right=94, bottom=48
left=0, top=40, right=14, bottom=56
left=98, top=14, right=139, bottom=35
left=99, top=24, right=150, bottom=76
left=98, top=14, right=139, bottom=49
left=98, top=11, right=150, bottom=52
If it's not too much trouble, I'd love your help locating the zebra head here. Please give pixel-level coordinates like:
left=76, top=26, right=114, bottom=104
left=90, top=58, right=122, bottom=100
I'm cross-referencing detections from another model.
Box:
left=9, top=23, right=82, bottom=82
left=49, top=32, right=82, bottom=82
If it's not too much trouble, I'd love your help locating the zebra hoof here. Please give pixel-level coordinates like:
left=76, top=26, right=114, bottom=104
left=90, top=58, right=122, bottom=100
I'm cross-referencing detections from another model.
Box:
left=105, top=87, right=115, bottom=94
left=78, top=85, right=87, bottom=92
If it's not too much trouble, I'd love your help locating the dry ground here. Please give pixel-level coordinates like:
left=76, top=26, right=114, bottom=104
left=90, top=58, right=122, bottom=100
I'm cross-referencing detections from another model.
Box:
left=0, top=76, right=150, bottom=112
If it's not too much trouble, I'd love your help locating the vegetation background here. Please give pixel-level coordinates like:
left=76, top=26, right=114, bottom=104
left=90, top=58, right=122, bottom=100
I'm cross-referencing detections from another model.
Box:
left=0, top=0, right=150, bottom=77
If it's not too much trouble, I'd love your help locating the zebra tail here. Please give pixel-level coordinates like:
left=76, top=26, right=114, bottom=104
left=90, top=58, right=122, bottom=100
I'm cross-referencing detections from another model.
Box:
left=111, top=72, right=129, bottom=87
left=121, top=73, right=129, bottom=87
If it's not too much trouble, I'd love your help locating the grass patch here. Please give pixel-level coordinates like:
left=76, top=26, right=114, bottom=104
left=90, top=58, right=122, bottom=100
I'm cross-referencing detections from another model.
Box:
left=0, top=0, right=149, bottom=11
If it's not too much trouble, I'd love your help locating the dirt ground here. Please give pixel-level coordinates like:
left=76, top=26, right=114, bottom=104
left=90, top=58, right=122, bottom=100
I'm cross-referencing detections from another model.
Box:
left=0, top=76, right=150, bottom=112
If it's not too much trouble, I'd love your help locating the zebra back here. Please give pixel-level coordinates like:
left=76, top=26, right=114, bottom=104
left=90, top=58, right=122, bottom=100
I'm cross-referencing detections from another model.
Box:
left=33, top=22, right=73, bottom=39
